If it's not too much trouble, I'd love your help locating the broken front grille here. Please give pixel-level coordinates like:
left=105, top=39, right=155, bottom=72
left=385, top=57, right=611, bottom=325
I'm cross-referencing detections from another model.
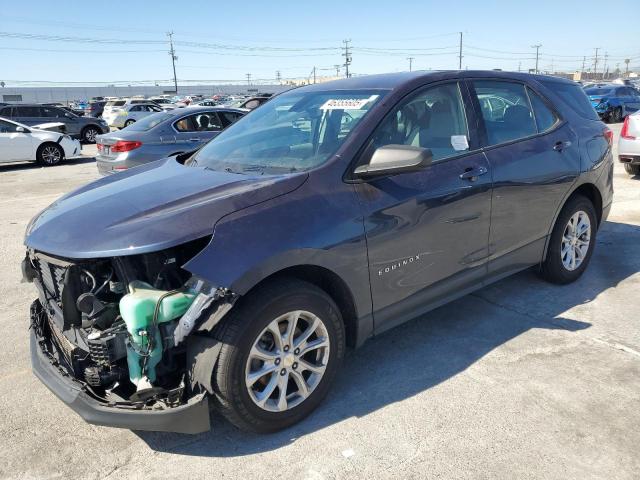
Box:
left=34, top=256, right=67, bottom=305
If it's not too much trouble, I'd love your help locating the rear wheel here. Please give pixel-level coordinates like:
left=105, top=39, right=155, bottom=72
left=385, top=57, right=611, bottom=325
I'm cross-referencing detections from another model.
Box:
left=624, top=163, right=640, bottom=175
left=539, top=195, right=597, bottom=284
left=124, top=119, right=135, bottom=127
left=212, top=278, right=345, bottom=432
left=36, top=143, right=63, bottom=166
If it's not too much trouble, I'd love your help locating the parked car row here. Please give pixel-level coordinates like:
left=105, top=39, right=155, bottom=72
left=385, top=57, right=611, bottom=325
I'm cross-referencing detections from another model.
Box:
left=0, top=104, right=108, bottom=142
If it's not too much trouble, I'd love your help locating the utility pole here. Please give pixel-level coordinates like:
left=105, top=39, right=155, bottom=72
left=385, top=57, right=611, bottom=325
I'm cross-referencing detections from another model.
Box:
left=603, top=51, right=609, bottom=79
left=313, top=66, right=317, bottom=84
left=458, top=32, right=463, bottom=69
left=246, top=73, right=251, bottom=86
left=275, top=71, right=281, bottom=83
left=334, top=64, right=341, bottom=77
left=581, top=56, right=586, bottom=74
left=531, top=44, right=542, bottom=74
left=518, top=61, right=521, bottom=72
left=593, top=48, right=600, bottom=78
left=625, top=58, right=631, bottom=77
left=407, top=56, right=415, bottom=72
left=167, top=31, right=178, bottom=94
left=342, top=39, right=352, bottom=78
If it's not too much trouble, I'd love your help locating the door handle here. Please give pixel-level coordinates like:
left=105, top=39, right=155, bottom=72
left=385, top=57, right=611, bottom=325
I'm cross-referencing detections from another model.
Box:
left=553, top=140, right=572, bottom=151
left=459, top=166, right=488, bottom=181
left=188, top=138, right=200, bottom=142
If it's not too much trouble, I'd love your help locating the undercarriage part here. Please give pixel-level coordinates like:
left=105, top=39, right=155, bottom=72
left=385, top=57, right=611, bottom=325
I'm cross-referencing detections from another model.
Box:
left=83, top=365, right=126, bottom=387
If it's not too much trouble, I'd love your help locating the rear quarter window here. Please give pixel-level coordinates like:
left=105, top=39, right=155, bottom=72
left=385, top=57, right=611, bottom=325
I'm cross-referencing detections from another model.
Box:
left=541, top=81, right=600, bottom=121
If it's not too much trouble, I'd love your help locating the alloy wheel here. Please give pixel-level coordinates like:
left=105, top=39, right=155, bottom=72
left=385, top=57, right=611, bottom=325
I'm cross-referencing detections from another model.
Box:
left=245, top=310, right=330, bottom=413
left=41, top=146, right=62, bottom=165
left=561, top=210, right=591, bottom=271
left=84, top=128, right=98, bottom=142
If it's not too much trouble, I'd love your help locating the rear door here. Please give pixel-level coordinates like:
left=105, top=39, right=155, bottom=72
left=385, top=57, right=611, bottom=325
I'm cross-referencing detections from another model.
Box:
left=13, top=106, right=41, bottom=127
left=469, top=79, right=580, bottom=277
left=355, top=81, right=493, bottom=332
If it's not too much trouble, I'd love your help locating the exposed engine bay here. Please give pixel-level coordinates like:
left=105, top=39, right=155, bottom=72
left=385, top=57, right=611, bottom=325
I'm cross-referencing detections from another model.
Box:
left=24, top=237, right=235, bottom=414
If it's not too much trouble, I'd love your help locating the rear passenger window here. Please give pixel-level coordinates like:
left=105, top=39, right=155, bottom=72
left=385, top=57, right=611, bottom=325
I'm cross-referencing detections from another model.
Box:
left=527, top=88, right=559, bottom=133
left=473, top=80, right=536, bottom=145
left=539, top=80, right=599, bottom=121
left=369, top=82, right=469, bottom=162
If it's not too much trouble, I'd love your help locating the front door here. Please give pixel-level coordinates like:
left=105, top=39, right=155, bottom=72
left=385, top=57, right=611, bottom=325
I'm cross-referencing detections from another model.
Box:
left=354, top=81, right=493, bottom=333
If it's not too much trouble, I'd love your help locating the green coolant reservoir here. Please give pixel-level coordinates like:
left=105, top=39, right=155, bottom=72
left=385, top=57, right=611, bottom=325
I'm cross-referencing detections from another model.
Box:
left=119, top=281, right=195, bottom=387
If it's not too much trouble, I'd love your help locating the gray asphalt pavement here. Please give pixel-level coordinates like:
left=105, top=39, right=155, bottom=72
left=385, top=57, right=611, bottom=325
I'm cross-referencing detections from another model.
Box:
left=0, top=124, right=638, bottom=479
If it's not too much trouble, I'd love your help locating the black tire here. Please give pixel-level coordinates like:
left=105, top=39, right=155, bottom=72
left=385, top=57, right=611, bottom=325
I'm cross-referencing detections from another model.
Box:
left=609, top=107, right=622, bottom=123
left=624, top=163, right=640, bottom=175
left=539, top=195, right=597, bottom=284
left=212, top=278, right=345, bottom=433
left=81, top=126, right=100, bottom=144
left=124, top=119, right=135, bottom=127
left=36, top=143, right=64, bottom=166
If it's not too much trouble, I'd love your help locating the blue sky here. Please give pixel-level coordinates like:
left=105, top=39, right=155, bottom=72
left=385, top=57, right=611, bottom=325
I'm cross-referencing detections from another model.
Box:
left=1, top=0, right=638, bottom=86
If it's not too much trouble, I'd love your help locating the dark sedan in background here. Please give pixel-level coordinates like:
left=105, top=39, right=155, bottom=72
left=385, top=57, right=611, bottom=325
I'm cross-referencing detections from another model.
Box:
left=585, top=85, right=640, bottom=123
left=95, top=106, right=245, bottom=174
left=0, top=103, right=109, bottom=142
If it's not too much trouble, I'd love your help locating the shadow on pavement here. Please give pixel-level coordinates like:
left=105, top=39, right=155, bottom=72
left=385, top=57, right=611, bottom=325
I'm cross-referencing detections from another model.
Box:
left=0, top=156, right=95, bottom=172
left=137, top=220, right=639, bottom=457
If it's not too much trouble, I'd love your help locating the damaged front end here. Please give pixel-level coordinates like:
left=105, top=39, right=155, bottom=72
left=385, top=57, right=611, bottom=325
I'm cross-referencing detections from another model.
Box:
left=25, top=239, right=235, bottom=434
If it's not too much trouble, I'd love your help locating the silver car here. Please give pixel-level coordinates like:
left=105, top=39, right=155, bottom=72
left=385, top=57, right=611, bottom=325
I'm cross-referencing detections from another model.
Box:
left=95, top=107, right=246, bottom=175
left=618, top=110, right=640, bottom=175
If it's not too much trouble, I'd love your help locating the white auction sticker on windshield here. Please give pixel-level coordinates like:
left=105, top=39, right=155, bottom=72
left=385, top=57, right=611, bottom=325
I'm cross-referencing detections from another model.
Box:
left=320, top=95, right=379, bottom=110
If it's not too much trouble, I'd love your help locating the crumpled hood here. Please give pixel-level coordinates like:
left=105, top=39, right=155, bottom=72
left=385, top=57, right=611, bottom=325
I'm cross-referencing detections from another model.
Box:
left=25, top=158, right=307, bottom=258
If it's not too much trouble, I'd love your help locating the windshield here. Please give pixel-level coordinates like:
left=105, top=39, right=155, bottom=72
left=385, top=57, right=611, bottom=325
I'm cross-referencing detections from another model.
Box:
left=125, top=112, right=173, bottom=131
left=188, top=89, right=385, bottom=173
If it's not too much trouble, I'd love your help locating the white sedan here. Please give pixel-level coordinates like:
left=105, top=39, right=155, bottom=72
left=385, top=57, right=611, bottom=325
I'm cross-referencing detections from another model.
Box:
left=0, top=117, right=81, bottom=166
left=619, top=110, right=640, bottom=175
left=102, top=103, right=164, bottom=129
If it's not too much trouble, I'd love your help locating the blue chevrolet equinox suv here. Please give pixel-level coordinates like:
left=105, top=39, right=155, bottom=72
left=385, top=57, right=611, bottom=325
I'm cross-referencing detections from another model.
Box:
left=24, top=71, right=613, bottom=434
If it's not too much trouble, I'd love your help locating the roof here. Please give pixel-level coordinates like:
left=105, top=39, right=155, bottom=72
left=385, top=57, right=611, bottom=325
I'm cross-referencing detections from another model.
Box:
left=296, top=70, right=577, bottom=93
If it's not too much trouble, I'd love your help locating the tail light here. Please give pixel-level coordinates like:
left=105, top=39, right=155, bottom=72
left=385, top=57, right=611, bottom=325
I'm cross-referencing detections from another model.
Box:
left=621, top=116, right=636, bottom=140
left=604, top=127, right=614, bottom=146
left=97, top=143, right=103, bottom=151
left=111, top=140, right=142, bottom=153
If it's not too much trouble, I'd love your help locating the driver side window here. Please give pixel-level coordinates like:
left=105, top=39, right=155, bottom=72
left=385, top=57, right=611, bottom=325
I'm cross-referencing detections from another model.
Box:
left=370, top=82, right=469, bottom=162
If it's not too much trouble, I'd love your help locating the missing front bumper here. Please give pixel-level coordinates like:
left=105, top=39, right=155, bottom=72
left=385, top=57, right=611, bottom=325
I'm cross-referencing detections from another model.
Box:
left=30, top=328, right=211, bottom=434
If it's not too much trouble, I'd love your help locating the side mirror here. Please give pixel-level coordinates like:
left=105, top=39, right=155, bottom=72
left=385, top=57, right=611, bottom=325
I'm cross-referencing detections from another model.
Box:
left=16, top=126, right=29, bottom=133
left=354, top=145, right=433, bottom=178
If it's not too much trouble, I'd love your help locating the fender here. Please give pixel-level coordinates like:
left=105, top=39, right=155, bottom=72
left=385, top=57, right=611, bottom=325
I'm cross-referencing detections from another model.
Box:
left=182, top=177, right=374, bottom=342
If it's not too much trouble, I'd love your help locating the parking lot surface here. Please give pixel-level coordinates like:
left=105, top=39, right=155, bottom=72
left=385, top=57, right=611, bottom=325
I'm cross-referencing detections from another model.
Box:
left=0, top=126, right=638, bottom=480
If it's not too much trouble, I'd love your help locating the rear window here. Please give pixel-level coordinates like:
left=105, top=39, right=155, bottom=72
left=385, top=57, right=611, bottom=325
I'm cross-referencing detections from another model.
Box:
left=125, top=112, right=172, bottom=131
left=541, top=81, right=600, bottom=121
left=106, top=100, right=126, bottom=107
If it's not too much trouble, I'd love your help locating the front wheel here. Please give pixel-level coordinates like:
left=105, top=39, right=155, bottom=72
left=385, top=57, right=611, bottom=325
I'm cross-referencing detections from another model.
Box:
left=36, top=143, right=64, bottom=166
left=212, top=279, right=345, bottom=432
left=539, top=195, right=597, bottom=284
left=609, top=107, right=622, bottom=123
left=624, top=163, right=640, bottom=176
